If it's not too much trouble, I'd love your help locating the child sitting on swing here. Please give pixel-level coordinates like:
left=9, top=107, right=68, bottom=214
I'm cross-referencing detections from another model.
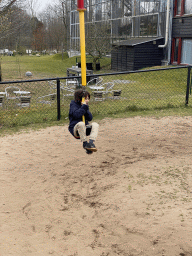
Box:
left=68, top=89, right=99, bottom=154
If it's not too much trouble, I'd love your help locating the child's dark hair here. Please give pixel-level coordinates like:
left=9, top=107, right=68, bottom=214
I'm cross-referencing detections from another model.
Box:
left=74, top=89, right=90, bottom=102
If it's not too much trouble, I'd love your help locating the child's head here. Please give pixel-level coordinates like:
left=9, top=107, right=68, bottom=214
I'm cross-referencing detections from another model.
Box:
left=74, top=89, right=90, bottom=103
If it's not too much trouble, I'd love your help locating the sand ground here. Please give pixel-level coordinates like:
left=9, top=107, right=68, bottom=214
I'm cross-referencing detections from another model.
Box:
left=1, top=116, right=192, bottom=256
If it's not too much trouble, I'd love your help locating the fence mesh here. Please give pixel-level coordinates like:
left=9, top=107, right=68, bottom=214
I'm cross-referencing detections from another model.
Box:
left=0, top=66, right=191, bottom=128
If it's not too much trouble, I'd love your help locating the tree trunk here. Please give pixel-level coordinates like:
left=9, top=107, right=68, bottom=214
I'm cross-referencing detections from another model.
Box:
left=93, top=59, right=97, bottom=71
left=0, top=62, right=2, bottom=82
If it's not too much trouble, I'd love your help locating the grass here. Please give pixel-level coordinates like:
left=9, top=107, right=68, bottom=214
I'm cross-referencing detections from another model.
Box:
left=0, top=53, right=192, bottom=136
left=0, top=54, right=111, bottom=80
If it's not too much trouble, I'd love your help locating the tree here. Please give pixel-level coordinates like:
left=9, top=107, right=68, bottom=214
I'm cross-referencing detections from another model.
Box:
left=0, top=58, right=2, bottom=81
left=0, top=0, right=17, bottom=33
left=85, top=22, right=111, bottom=70
left=0, top=5, right=32, bottom=51
left=0, top=0, right=20, bottom=81
left=27, top=0, right=39, bottom=17
left=60, top=0, right=70, bottom=51
left=0, top=0, right=17, bottom=15
left=32, top=20, right=46, bottom=51
left=0, top=0, right=29, bottom=45
left=43, top=0, right=70, bottom=52
left=40, top=4, right=66, bottom=53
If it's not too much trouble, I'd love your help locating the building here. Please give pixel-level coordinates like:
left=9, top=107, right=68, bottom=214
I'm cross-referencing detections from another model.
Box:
left=111, top=37, right=164, bottom=71
left=69, top=0, right=192, bottom=70
left=171, top=0, right=192, bottom=65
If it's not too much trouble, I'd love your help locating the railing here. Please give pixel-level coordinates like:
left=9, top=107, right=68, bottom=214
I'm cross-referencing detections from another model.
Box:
left=0, top=66, right=191, bottom=128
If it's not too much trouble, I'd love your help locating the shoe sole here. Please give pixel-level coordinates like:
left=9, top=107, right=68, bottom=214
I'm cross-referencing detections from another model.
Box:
left=85, top=147, right=97, bottom=152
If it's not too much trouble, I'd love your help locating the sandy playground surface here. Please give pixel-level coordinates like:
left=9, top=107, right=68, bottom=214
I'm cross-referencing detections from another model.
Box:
left=1, top=116, right=192, bottom=256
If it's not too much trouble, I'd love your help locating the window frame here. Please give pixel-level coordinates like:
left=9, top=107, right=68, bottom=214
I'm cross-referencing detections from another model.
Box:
left=172, top=0, right=187, bottom=64
left=174, top=0, right=185, bottom=16
left=184, top=0, right=192, bottom=15
left=171, top=37, right=182, bottom=64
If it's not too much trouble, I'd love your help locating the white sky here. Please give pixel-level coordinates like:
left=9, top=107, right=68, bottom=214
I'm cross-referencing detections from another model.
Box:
left=33, top=0, right=55, bottom=14
left=38, top=0, right=52, bottom=11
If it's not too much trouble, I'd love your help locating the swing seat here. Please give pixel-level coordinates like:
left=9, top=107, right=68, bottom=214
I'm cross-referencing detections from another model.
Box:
left=74, top=125, right=92, bottom=139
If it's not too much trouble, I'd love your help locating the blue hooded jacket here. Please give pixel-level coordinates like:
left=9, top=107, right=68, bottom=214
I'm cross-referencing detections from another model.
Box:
left=68, top=100, right=93, bottom=136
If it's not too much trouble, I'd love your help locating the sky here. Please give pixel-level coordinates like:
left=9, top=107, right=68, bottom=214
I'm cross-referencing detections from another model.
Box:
left=34, top=0, right=54, bottom=13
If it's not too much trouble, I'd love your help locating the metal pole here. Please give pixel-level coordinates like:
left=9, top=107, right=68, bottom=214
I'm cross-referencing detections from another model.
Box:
left=77, top=0, right=87, bottom=123
left=78, top=2, right=86, bottom=88
left=57, top=79, right=61, bottom=120
left=185, top=66, right=191, bottom=106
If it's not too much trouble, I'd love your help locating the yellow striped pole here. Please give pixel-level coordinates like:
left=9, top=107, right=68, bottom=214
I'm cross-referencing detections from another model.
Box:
left=77, top=0, right=86, bottom=123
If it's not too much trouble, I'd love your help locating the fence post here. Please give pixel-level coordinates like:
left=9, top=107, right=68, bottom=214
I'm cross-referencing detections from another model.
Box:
left=185, top=66, right=191, bottom=106
left=57, top=79, right=61, bottom=120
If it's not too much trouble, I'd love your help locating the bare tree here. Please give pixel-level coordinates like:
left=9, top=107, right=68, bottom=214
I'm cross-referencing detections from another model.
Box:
left=0, top=0, right=21, bottom=81
left=0, top=0, right=17, bottom=33
left=27, top=0, right=39, bottom=17
left=40, top=5, right=64, bottom=52
left=60, top=0, right=70, bottom=51
left=32, top=20, right=46, bottom=51
left=85, top=22, right=111, bottom=70
left=50, top=0, right=70, bottom=51
left=0, top=0, right=27, bottom=35
left=0, top=0, right=17, bottom=15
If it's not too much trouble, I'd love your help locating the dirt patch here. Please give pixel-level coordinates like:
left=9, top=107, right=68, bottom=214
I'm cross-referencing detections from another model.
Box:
left=1, top=116, right=192, bottom=256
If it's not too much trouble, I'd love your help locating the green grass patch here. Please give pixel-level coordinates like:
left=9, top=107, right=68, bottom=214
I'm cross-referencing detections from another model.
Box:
left=0, top=54, right=111, bottom=80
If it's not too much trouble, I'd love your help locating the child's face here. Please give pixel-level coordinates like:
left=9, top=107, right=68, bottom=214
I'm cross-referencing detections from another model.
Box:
left=84, top=96, right=90, bottom=104
left=82, top=96, right=90, bottom=105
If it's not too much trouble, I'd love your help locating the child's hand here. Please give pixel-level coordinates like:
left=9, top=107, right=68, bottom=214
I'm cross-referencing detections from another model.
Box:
left=82, top=97, right=89, bottom=105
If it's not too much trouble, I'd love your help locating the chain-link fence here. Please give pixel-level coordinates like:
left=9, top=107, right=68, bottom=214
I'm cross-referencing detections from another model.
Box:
left=0, top=66, right=191, bottom=128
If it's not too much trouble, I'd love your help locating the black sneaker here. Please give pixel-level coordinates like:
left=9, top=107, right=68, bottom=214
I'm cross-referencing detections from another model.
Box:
left=89, top=141, right=97, bottom=151
left=83, top=141, right=97, bottom=152
left=86, top=149, right=93, bottom=154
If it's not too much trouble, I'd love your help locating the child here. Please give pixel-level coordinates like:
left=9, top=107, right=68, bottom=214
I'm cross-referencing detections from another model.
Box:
left=68, top=89, right=99, bottom=154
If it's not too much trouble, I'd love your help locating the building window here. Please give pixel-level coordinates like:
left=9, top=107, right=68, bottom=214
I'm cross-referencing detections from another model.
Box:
left=175, top=0, right=192, bottom=15
left=181, top=39, right=192, bottom=64
left=172, top=1, right=192, bottom=65
left=173, top=38, right=180, bottom=62
left=174, top=39, right=179, bottom=62
left=185, top=0, right=192, bottom=14
left=177, top=0, right=182, bottom=15
left=172, top=38, right=182, bottom=64
left=174, top=0, right=185, bottom=16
